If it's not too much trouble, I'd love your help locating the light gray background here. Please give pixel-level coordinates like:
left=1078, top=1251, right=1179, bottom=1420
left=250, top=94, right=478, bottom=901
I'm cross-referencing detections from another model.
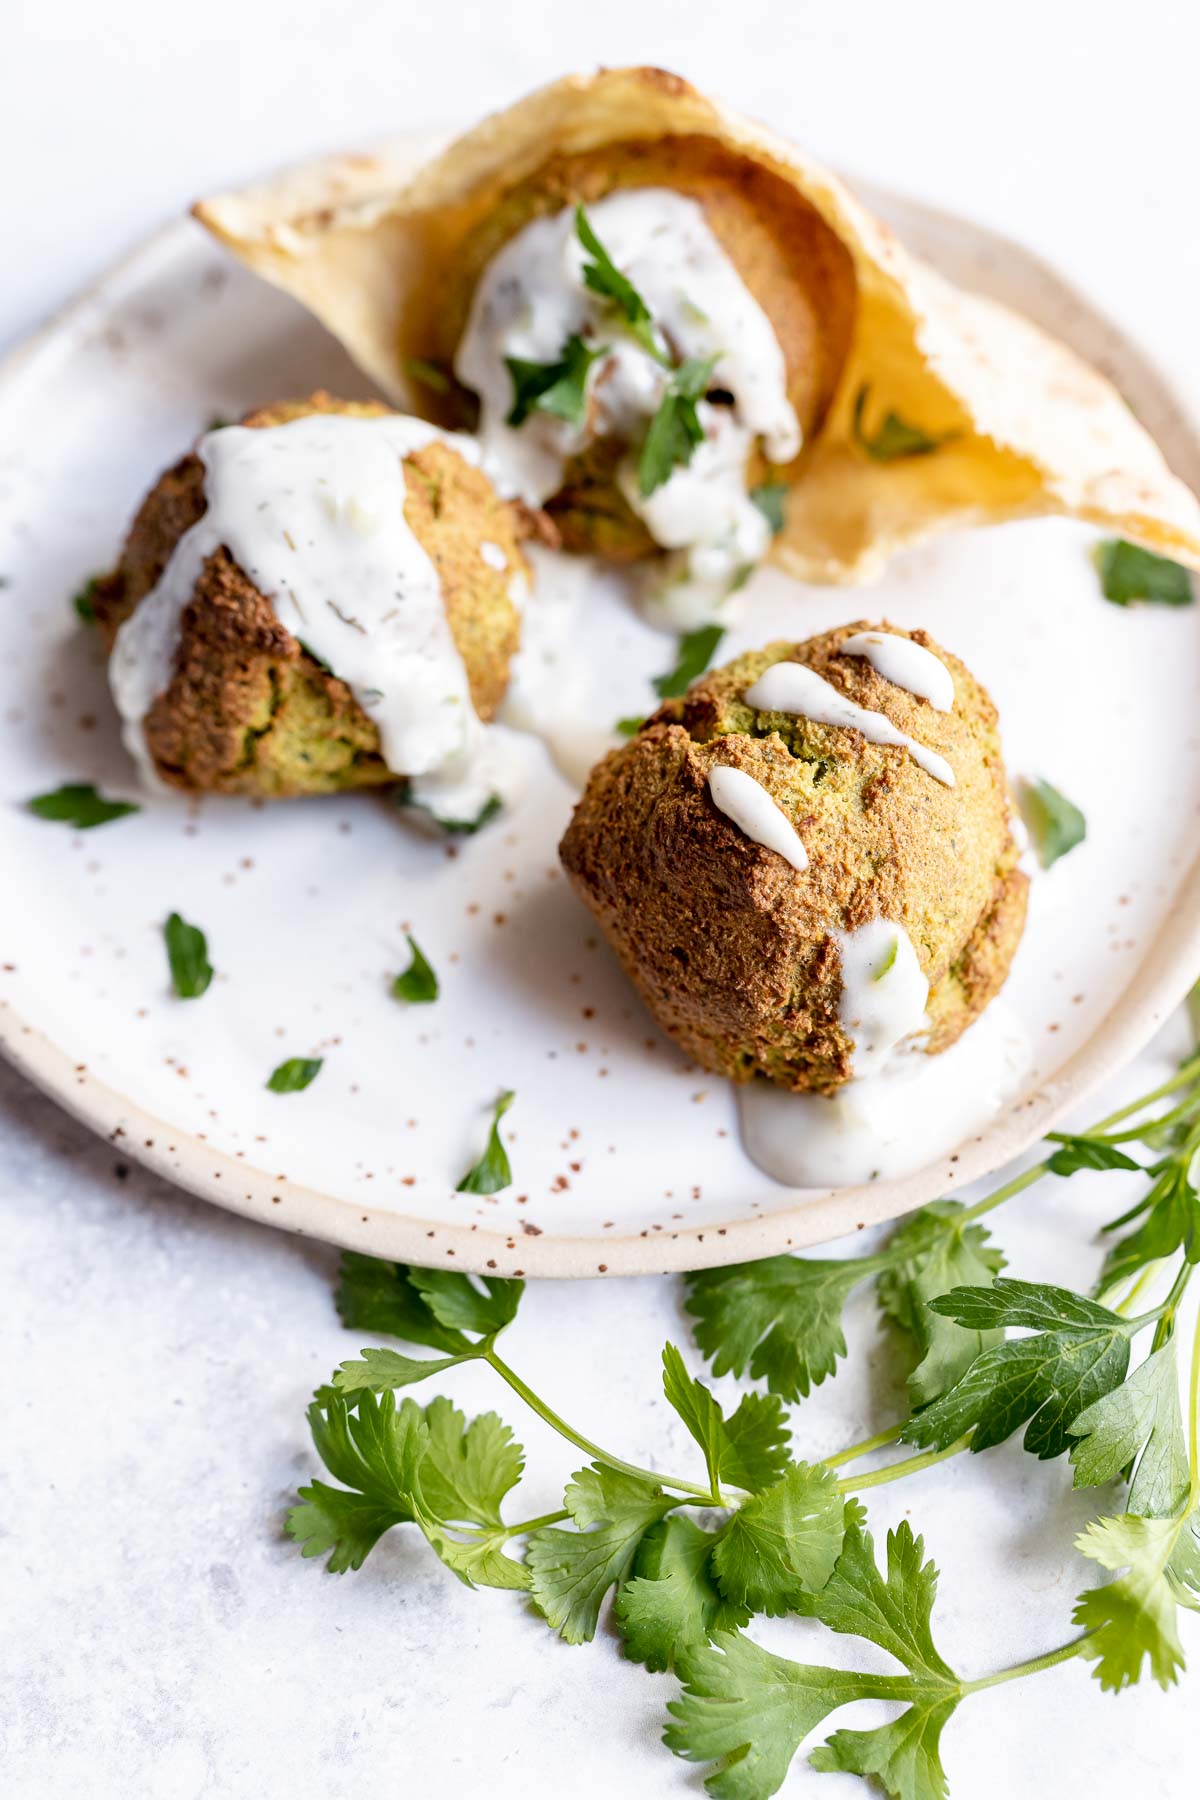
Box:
left=3, top=3, right=1198, bottom=1794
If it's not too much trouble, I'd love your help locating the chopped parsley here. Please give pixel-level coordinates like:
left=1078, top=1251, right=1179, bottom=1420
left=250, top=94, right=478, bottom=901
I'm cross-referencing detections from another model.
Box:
left=616, top=715, right=646, bottom=737
left=575, top=205, right=663, bottom=361
left=653, top=624, right=726, bottom=699
left=267, top=1057, right=324, bottom=1094
left=73, top=576, right=100, bottom=625
left=505, top=334, right=608, bottom=429
left=852, top=385, right=950, bottom=461
left=638, top=354, right=719, bottom=498
left=392, top=935, right=439, bottom=1005
left=1093, top=538, right=1194, bottom=608
left=456, top=1090, right=515, bottom=1194
left=1018, top=776, right=1086, bottom=869
left=164, top=912, right=213, bottom=999
left=27, top=783, right=139, bottom=829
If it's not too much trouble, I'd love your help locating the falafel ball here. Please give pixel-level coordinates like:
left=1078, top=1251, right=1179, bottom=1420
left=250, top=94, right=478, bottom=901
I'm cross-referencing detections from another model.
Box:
left=559, top=622, right=1027, bottom=1093
left=93, top=392, right=535, bottom=796
left=437, top=138, right=855, bottom=562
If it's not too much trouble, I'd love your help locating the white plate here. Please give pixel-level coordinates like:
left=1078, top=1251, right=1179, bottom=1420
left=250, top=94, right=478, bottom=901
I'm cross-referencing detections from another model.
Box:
left=3, top=145, right=1200, bottom=1277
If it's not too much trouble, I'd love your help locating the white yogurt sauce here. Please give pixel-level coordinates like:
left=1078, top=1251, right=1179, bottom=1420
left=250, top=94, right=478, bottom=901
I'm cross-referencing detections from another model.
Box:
left=743, top=661, right=956, bottom=787
left=110, top=415, right=495, bottom=815
left=838, top=631, right=955, bottom=712
left=738, top=1000, right=1030, bottom=1187
left=455, top=188, right=800, bottom=625
left=707, top=765, right=808, bottom=872
left=833, top=918, right=929, bottom=1076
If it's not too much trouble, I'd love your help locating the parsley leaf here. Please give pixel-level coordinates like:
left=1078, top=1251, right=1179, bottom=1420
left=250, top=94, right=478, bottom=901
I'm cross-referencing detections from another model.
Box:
left=392, top=934, right=439, bottom=1004
left=333, top=1258, right=523, bottom=1394
left=616, top=1516, right=749, bottom=1672
left=73, top=575, right=100, bottom=624
left=653, top=624, right=726, bottom=698
left=1073, top=1506, right=1200, bottom=1690
left=877, top=1202, right=1006, bottom=1407
left=901, top=1280, right=1134, bottom=1459
left=1100, top=1159, right=1200, bottom=1286
left=1017, top=777, right=1086, bottom=869
left=399, top=790, right=502, bottom=835
left=1045, top=1135, right=1142, bottom=1177
left=266, top=1056, right=323, bottom=1094
left=1069, top=1339, right=1191, bottom=1519
left=661, top=1343, right=790, bottom=1498
left=685, top=1254, right=877, bottom=1401
left=1093, top=538, right=1194, bottom=608
left=505, top=333, right=608, bottom=428
left=638, top=354, right=719, bottom=497
left=413, top=1394, right=524, bottom=1528
left=406, top=1264, right=523, bottom=1338
left=616, top=714, right=645, bottom=737
left=710, top=1461, right=844, bottom=1615
left=456, top=1090, right=515, bottom=1194
left=27, top=783, right=139, bottom=829
left=163, top=911, right=213, bottom=1000
left=852, top=386, right=951, bottom=462
left=668, top=1510, right=963, bottom=1800
left=526, top=1463, right=678, bottom=1643
left=749, top=483, right=788, bottom=535
left=575, top=205, right=661, bottom=359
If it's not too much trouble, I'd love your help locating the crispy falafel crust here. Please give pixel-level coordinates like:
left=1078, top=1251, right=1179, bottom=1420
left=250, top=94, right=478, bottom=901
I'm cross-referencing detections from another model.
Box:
left=437, top=136, right=856, bottom=559
left=93, top=392, right=530, bottom=796
left=559, top=622, right=1028, bottom=1094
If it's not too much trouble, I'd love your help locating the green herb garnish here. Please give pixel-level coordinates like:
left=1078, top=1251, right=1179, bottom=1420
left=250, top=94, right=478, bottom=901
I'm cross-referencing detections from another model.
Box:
left=27, top=783, right=139, bottom=829
left=872, top=937, right=898, bottom=982
left=456, top=1090, right=515, bottom=1194
left=638, top=355, right=719, bottom=497
left=616, top=715, right=646, bottom=737
left=1018, top=776, right=1086, bottom=869
left=653, top=624, right=725, bottom=699
left=73, top=576, right=100, bottom=624
left=392, top=935, right=439, bottom=1005
left=1093, top=538, right=1194, bottom=608
left=852, top=385, right=951, bottom=462
left=505, top=333, right=608, bottom=429
left=267, top=1057, right=324, bottom=1094
left=749, top=482, right=788, bottom=535
left=404, top=356, right=454, bottom=396
left=164, top=911, right=213, bottom=999
left=399, top=791, right=502, bottom=836
left=575, top=206, right=663, bottom=361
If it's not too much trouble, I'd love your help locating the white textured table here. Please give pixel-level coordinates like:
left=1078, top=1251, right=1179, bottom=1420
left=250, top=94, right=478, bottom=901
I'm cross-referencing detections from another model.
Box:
left=3, top=3, right=1198, bottom=1794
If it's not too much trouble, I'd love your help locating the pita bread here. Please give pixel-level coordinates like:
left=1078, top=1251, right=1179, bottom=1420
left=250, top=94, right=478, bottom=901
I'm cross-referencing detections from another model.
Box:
left=196, top=66, right=1200, bottom=583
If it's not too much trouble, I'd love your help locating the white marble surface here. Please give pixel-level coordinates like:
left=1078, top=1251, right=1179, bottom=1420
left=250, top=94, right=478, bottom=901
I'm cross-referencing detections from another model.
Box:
left=4, top=2, right=1200, bottom=1794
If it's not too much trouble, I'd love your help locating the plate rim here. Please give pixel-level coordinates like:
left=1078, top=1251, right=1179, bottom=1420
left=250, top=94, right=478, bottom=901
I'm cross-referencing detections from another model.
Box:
left=4, top=184, right=1200, bottom=1278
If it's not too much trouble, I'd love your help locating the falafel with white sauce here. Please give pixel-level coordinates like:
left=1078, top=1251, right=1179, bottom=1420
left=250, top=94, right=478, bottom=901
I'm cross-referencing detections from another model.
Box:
left=559, top=621, right=1027, bottom=1095
left=94, top=392, right=537, bottom=806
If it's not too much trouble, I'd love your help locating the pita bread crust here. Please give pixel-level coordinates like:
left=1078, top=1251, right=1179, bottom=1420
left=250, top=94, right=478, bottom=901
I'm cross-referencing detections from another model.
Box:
left=195, top=66, right=1200, bottom=582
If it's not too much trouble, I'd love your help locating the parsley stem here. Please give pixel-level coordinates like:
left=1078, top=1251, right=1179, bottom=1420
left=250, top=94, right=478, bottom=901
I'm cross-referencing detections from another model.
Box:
left=1112, top=1259, right=1165, bottom=1316
left=1189, top=1290, right=1200, bottom=1498
left=493, top=1508, right=570, bottom=1539
left=1126, top=1257, right=1194, bottom=1334
left=483, top=1348, right=718, bottom=1501
left=962, top=1632, right=1091, bottom=1693
left=821, top=1424, right=904, bottom=1469
left=835, top=1432, right=973, bottom=1493
left=956, top=1162, right=1047, bottom=1224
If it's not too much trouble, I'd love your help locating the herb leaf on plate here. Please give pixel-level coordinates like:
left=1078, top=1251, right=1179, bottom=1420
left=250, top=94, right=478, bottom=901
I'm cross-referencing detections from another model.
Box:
left=653, top=624, right=726, bottom=698
left=28, top=783, right=139, bottom=829
left=456, top=1090, right=515, bottom=1194
left=73, top=575, right=100, bottom=624
left=505, top=333, right=608, bottom=428
left=164, top=911, right=213, bottom=1000
left=852, top=386, right=951, bottom=461
left=266, top=1056, right=323, bottom=1094
left=1093, top=538, right=1193, bottom=608
left=392, top=934, right=439, bottom=1004
left=1017, top=776, right=1086, bottom=869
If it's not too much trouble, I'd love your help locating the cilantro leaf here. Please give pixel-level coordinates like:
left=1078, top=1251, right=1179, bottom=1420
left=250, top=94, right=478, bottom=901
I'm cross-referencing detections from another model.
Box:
left=332, top=1260, right=522, bottom=1392
left=575, top=205, right=661, bottom=359
left=902, top=1280, right=1133, bottom=1459
left=616, top=1516, right=749, bottom=1672
left=852, top=386, right=950, bottom=462
left=652, top=624, right=726, bottom=699
left=333, top=1344, right=484, bottom=1393
left=27, top=783, right=139, bottom=829
left=399, top=789, right=502, bottom=835
left=1073, top=1507, right=1199, bottom=1689
left=616, top=714, right=645, bottom=737
left=661, top=1343, right=790, bottom=1498
left=505, top=333, right=608, bottom=428
left=1100, top=1159, right=1200, bottom=1286
left=73, top=575, right=100, bottom=624
left=266, top=1056, right=323, bottom=1094
left=710, top=1461, right=844, bottom=1615
left=1093, top=538, right=1194, bottom=608
left=1069, top=1339, right=1190, bottom=1519
left=749, top=483, right=788, bottom=535
left=1045, top=1135, right=1142, bottom=1177
left=638, top=355, right=719, bottom=497
left=164, top=911, right=213, bottom=1000
left=335, top=1253, right=482, bottom=1353
left=526, top=1463, right=678, bottom=1643
left=669, top=1511, right=963, bottom=1800
left=456, top=1090, right=515, bottom=1194
left=417, top=1395, right=524, bottom=1527
left=392, top=933, right=439, bottom=1004
left=1017, top=777, right=1086, bottom=869
left=406, top=1265, right=523, bottom=1338
left=686, top=1254, right=876, bottom=1401
left=877, top=1201, right=1006, bottom=1407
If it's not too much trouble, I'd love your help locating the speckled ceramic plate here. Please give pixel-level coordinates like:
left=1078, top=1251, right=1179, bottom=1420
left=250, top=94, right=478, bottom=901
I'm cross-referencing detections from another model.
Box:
left=3, top=139, right=1200, bottom=1276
